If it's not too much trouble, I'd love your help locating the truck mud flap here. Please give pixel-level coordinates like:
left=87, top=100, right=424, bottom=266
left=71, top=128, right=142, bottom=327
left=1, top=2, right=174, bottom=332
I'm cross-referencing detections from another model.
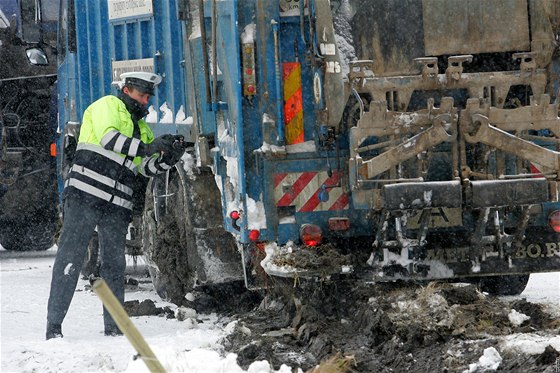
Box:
left=383, top=180, right=461, bottom=210
left=470, top=179, right=549, bottom=208
left=192, top=227, right=244, bottom=284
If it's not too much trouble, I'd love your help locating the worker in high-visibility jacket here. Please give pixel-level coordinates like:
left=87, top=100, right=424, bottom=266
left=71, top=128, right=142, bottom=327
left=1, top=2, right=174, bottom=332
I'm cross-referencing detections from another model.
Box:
left=46, top=72, right=186, bottom=339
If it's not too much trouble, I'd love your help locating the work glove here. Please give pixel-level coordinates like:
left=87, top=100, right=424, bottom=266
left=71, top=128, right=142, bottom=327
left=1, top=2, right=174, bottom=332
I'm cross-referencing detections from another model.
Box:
left=160, top=135, right=188, bottom=165
left=142, top=134, right=175, bottom=156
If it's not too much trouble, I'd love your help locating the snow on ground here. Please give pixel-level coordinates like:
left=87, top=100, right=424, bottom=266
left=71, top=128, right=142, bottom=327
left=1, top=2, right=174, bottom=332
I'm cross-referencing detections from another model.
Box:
left=505, top=270, right=560, bottom=318
left=0, top=245, right=294, bottom=373
left=1, top=243, right=559, bottom=372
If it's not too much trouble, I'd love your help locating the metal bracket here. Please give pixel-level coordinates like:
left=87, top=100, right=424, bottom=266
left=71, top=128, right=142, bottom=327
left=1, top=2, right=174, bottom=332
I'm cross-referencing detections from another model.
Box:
left=348, top=60, right=375, bottom=85
left=414, top=57, right=438, bottom=79
left=446, top=55, right=473, bottom=81
left=513, top=52, right=537, bottom=73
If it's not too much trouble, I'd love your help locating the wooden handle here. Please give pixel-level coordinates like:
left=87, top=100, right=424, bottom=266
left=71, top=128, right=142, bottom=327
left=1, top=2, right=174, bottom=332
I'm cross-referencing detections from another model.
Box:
left=92, top=278, right=166, bottom=373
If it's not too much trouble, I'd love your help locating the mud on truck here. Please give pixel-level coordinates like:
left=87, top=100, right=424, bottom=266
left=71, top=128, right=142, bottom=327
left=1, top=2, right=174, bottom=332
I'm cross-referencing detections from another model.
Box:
left=57, top=0, right=560, bottom=305
left=0, top=0, right=59, bottom=251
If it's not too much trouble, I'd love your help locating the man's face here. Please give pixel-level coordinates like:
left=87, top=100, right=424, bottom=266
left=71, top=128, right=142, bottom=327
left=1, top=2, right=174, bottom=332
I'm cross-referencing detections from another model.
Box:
left=123, top=86, right=152, bottom=107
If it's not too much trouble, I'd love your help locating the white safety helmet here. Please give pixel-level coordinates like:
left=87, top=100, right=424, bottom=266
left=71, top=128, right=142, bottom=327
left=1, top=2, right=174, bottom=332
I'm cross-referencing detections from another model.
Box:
left=119, top=72, right=162, bottom=95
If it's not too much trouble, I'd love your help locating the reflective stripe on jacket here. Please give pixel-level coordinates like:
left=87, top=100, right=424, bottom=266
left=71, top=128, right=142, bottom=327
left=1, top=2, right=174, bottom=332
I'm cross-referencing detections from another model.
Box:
left=64, top=95, right=154, bottom=211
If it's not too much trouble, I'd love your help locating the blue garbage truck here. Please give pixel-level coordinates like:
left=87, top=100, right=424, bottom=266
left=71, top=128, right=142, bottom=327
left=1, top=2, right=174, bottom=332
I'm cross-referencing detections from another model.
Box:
left=0, top=0, right=59, bottom=251
left=56, top=0, right=560, bottom=304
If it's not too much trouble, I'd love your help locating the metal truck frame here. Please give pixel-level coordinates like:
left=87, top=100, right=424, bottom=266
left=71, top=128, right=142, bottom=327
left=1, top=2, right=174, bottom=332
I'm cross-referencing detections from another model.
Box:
left=56, top=0, right=560, bottom=303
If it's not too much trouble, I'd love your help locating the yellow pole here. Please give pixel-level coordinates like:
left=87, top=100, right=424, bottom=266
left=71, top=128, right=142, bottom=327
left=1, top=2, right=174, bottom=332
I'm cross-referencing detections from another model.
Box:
left=92, top=278, right=166, bottom=373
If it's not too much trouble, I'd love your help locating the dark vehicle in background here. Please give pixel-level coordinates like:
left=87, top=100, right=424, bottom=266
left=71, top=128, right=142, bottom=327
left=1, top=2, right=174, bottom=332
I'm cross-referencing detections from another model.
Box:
left=0, top=0, right=59, bottom=251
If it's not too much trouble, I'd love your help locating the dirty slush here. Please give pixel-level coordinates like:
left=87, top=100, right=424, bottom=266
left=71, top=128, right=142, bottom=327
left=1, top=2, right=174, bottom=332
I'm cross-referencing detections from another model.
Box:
left=129, top=274, right=559, bottom=372
left=221, top=280, right=559, bottom=372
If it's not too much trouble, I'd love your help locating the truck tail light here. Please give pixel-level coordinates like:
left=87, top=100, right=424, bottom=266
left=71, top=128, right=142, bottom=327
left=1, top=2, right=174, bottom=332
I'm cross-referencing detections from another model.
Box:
left=300, top=224, right=322, bottom=246
left=549, top=211, right=560, bottom=233
left=230, top=210, right=240, bottom=220
left=249, top=229, right=260, bottom=241
left=230, top=210, right=241, bottom=231
left=50, top=143, right=57, bottom=157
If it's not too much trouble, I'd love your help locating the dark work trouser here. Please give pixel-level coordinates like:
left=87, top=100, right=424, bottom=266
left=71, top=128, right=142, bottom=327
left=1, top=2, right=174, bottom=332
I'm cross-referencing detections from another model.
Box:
left=47, top=195, right=130, bottom=331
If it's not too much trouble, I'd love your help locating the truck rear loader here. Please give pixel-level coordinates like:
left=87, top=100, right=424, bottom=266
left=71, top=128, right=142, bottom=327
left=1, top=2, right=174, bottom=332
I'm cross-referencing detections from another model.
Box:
left=57, top=0, right=560, bottom=304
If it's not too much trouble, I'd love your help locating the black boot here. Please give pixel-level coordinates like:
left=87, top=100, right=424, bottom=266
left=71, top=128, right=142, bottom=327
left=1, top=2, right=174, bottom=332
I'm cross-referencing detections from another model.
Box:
left=104, top=325, right=123, bottom=336
left=46, top=323, right=63, bottom=340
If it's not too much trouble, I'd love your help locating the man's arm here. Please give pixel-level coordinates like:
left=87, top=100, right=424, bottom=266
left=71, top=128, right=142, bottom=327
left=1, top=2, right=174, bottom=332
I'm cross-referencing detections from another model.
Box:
left=139, top=139, right=187, bottom=177
left=100, top=131, right=176, bottom=157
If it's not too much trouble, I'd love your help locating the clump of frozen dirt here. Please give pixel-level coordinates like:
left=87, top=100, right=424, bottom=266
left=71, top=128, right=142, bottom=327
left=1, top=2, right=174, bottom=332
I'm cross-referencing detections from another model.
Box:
left=272, top=244, right=352, bottom=272
left=124, top=299, right=174, bottom=317
left=182, top=281, right=264, bottom=316
left=222, top=279, right=559, bottom=372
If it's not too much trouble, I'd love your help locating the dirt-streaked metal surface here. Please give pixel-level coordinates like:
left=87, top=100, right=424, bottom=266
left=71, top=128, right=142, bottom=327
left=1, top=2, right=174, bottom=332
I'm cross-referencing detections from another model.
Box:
left=423, top=0, right=530, bottom=56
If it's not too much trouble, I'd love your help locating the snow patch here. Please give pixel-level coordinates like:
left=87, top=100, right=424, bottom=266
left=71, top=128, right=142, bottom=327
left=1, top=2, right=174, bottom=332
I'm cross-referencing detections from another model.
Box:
left=125, top=348, right=297, bottom=373
left=146, top=105, right=158, bottom=123
left=175, top=105, right=193, bottom=125
left=501, top=334, right=560, bottom=355
left=258, top=141, right=286, bottom=154
left=508, top=309, right=530, bottom=327
left=246, top=197, right=266, bottom=230
left=181, top=152, right=197, bottom=176
left=279, top=216, right=296, bottom=224
left=224, top=320, right=239, bottom=335
left=241, top=23, right=255, bottom=44
left=159, top=102, right=173, bottom=123
left=175, top=307, right=197, bottom=322
left=332, top=0, right=356, bottom=76
left=464, top=347, right=502, bottom=372
left=285, top=140, right=316, bottom=153
left=261, top=243, right=298, bottom=275
left=471, top=260, right=481, bottom=273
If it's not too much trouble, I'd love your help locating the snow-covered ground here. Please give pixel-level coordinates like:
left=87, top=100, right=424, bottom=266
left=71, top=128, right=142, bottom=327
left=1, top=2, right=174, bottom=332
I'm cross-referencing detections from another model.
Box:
left=0, top=245, right=294, bottom=373
left=1, top=244, right=559, bottom=372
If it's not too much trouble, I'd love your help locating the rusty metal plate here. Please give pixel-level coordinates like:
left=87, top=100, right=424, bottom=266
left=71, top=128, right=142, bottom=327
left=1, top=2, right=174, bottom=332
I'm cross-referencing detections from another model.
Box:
left=422, top=0, right=530, bottom=56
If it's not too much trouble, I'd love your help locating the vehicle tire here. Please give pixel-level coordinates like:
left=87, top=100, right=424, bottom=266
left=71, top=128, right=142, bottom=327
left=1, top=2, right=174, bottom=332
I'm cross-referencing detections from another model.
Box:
left=142, top=164, right=242, bottom=305
left=142, top=175, right=188, bottom=302
left=0, top=215, right=57, bottom=251
left=478, top=274, right=530, bottom=296
left=81, top=232, right=100, bottom=278
left=0, top=156, right=58, bottom=251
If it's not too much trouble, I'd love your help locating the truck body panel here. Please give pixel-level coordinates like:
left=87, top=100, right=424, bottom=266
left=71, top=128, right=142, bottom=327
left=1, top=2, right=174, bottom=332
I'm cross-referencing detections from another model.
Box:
left=58, top=0, right=560, bottom=297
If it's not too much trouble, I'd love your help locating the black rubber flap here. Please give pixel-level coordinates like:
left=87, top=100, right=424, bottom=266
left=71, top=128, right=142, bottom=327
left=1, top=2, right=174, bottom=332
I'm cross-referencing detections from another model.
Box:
left=470, top=178, right=548, bottom=208
left=383, top=180, right=462, bottom=210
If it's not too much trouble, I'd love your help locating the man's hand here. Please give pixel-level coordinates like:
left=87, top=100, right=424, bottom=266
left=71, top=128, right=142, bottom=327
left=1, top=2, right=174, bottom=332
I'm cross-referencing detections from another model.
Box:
left=143, top=134, right=175, bottom=156
left=171, top=135, right=189, bottom=149
left=161, top=140, right=186, bottom=165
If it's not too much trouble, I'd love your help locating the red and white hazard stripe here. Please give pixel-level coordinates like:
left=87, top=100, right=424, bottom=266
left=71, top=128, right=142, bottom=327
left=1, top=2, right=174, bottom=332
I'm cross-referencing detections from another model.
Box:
left=274, top=171, right=349, bottom=212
